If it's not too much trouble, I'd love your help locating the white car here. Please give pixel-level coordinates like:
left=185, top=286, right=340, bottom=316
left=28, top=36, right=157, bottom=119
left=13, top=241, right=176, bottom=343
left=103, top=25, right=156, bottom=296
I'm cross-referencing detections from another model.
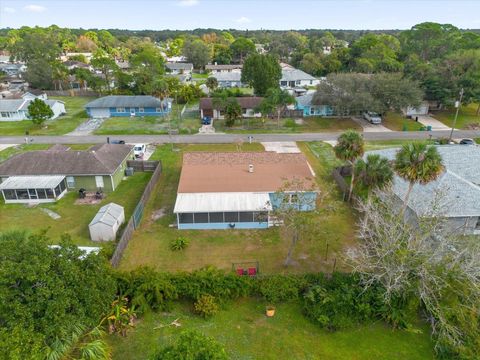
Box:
left=363, top=111, right=382, bottom=125
left=133, top=144, right=146, bottom=158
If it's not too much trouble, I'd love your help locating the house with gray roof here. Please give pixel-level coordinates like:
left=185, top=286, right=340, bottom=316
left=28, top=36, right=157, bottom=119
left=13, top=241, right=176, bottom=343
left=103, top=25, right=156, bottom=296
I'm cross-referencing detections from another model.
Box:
left=0, top=144, right=134, bottom=203
left=280, top=66, right=320, bottom=89
left=0, top=94, right=65, bottom=121
left=366, top=145, right=480, bottom=235
left=205, top=64, right=243, bottom=74
left=209, top=71, right=243, bottom=88
left=295, top=91, right=333, bottom=117
left=85, top=95, right=171, bottom=118
left=165, top=62, right=193, bottom=74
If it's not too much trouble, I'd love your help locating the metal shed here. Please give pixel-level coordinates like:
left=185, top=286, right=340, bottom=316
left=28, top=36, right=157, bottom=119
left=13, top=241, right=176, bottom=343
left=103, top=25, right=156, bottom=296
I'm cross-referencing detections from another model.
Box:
left=88, top=202, right=125, bottom=242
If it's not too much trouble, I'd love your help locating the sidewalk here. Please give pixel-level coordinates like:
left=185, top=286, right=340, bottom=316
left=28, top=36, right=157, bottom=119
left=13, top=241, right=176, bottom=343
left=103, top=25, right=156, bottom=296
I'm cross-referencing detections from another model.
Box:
left=416, top=115, right=452, bottom=131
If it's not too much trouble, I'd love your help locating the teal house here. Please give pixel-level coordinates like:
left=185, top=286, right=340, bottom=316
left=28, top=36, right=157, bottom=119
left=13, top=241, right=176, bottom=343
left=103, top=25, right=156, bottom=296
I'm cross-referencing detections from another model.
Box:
left=174, top=152, right=318, bottom=230
left=295, top=92, right=334, bottom=117
left=85, top=95, right=171, bottom=118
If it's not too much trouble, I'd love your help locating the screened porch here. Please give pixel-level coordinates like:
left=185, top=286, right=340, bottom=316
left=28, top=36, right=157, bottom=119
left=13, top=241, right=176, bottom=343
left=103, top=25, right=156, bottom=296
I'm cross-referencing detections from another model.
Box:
left=0, top=176, right=67, bottom=203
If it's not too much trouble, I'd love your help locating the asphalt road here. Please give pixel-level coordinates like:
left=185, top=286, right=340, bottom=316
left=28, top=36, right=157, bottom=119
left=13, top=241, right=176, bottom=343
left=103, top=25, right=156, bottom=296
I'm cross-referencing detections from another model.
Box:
left=1, top=130, right=480, bottom=144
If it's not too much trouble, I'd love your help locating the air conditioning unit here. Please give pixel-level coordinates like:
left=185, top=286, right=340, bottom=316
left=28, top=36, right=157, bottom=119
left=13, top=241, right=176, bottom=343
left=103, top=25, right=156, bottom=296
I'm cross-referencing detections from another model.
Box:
left=125, top=167, right=134, bottom=176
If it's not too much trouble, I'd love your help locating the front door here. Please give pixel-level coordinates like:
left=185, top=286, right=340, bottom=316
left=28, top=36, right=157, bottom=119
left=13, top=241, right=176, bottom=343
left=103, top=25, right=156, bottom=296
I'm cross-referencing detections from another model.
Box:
left=95, top=176, right=104, bottom=189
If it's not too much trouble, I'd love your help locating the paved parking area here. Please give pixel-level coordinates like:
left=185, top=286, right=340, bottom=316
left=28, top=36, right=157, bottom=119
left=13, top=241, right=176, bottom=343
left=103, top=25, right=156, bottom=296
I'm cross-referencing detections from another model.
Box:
left=351, top=117, right=392, bottom=132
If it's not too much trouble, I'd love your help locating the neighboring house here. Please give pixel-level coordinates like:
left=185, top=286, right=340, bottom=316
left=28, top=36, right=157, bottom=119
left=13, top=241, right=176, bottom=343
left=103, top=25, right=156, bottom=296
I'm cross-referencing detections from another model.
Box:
left=0, top=95, right=65, bottom=121
left=85, top=95, right=171, bottom=118
left=174, top=152, right=317, bottom=229
left=165, top=62, right=194, bottom=75
left=402, top=102, right=430, bottom=117
left=116, top=60, right=131, bottom=71
left=89, top=202, right=125, bottom=241
left=62, top=60, right=93, bottom=72
left=0, top=144, right=134, bottom=203
left=205, top=64, right=243, bottom=74
left=0, top=63, right=27, bottom=77
left=280, top=66, right=320, bottom=89
left=366, top=145, right=480, bottom=235
left=199, top=97, right=263, bottom=119
left=209, top=72, right=243, bottom=88
left=60, top=52, right=93, bottom=63
left=166, top=73, right=192, bottom=84
left=295, top=92, right=334, bottom=117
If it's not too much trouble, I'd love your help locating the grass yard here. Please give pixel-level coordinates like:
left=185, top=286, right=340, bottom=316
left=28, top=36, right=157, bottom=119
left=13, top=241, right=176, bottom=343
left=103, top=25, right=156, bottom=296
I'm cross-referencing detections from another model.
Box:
left=107, top=299, right=434, bottom=360
left=118, top=142, right=356, bottom=274
left=216, top=117, right=361, bottom=134
left=364, top=139, right=436, bottom=151
left=434, top=103, right=480, bottom=129
left=382, top=112, right=424, bottom=131
left=0, top=172, right=152, bottom=246
left=0, top=96, right=94, bottom=135
left=0, top=143, right=51, bottom=162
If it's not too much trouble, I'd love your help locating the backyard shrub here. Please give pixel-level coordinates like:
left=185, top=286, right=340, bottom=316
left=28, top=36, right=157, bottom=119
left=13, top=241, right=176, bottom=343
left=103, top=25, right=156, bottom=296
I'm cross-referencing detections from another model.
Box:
left=169, top=236, right=189, bottom=251
left=194, top=294, right=219, bottom=318
left=256, top=274, right=309, bottom=303
left=303, top=273, right=385, bottom=331
left=151, top=330, right=228, bottom=360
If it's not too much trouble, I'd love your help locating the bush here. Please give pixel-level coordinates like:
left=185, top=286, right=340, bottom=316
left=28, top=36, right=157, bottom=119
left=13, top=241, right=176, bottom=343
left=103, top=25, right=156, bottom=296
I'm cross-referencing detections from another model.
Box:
left=194, top=294, right=219, bottom=318
left=151, top=330, right=228, bottom=360
left=169, top=236, right=189, bottom=251
left=256, top=275, right=309, bottom=303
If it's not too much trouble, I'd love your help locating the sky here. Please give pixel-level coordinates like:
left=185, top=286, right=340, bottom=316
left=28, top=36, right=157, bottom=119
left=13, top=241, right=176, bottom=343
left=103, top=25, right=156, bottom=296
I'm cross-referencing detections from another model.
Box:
left=0, top=0, right=480, bottom=31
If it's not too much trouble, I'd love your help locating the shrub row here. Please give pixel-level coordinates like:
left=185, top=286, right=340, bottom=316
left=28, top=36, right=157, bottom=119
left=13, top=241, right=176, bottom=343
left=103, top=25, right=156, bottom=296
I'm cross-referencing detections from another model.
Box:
left=115, top=267, right=415, bottom=331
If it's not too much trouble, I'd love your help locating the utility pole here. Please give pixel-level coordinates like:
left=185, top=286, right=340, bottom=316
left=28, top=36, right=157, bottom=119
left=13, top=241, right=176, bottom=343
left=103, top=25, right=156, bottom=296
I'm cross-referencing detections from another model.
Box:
left=448, top=88, right=464, bottom=143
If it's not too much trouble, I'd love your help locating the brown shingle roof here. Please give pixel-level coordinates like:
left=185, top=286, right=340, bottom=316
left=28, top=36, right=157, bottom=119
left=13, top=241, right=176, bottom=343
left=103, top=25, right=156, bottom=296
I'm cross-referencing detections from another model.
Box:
left=0, top=144, right=132, bottom=176
left=178, top=152, right=316, bottom=193
left=199, top=97, right=263, bottom=110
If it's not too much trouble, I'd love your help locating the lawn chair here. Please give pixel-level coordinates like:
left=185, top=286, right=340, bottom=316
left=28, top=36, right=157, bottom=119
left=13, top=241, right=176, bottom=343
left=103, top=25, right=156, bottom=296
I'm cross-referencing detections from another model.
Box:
left=236, top=268, right=244, bottom=276
left=248, top=267, right=257, bottom=276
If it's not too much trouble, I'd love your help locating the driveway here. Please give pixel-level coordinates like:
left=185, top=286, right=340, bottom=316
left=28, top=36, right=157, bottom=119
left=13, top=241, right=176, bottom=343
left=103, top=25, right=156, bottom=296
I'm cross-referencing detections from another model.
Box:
left=67, top=118, right=105, bottom=136
left=261, top=141, right=301, bottom=153
left=351, top=117, right=392, bottom=132
left=416, top=115, right=452, bottom=131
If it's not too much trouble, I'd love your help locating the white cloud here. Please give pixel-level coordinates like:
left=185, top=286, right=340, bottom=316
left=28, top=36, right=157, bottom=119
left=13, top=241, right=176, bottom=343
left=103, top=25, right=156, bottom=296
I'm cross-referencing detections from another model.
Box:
left=235, top=16, right=251, bottom=24
left=177, top=0, right=198, bottom=7
left=23, top=4, right=46, bottom=13
left=3, top=7, right=16, bottom=13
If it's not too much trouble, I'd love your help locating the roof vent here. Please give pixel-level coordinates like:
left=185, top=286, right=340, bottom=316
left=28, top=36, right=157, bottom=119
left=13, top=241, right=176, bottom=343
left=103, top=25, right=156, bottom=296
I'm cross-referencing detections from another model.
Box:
left=248, top=164, right=254, bottom=173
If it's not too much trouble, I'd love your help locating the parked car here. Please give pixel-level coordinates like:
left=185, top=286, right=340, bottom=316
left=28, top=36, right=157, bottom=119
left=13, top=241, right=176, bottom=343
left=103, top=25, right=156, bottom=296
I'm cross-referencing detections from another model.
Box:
left=134, top=144, right=146, bottom=158
left=363, top=111, right=382, bottom=125
left=459, top=138, right=476, bottom=145
left=110, top=139, right=125, bottom=144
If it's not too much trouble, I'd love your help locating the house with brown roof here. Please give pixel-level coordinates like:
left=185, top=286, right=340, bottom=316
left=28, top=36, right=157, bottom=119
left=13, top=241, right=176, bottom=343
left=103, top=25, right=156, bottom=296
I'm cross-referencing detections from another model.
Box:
left=173, top=152, right=317, bottom=229
left=0, top=144, right=133, bottom=203
left=199, top=97, right=263, bottom=120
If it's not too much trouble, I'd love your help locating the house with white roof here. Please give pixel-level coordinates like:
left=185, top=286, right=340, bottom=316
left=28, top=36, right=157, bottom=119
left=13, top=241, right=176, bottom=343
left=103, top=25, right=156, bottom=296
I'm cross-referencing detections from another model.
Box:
left=280, top=65, right=320, bottom=90
left=209, top=72, right=243, bottom=88
left=366, top=145, right=480, bottom=235
left=0, top=94, right=65, bottom=121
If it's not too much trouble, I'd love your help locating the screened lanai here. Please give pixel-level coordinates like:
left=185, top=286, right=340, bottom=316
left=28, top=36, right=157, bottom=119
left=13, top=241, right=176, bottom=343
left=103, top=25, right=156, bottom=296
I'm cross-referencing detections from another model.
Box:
left=0, top=176, right=67, bottom=203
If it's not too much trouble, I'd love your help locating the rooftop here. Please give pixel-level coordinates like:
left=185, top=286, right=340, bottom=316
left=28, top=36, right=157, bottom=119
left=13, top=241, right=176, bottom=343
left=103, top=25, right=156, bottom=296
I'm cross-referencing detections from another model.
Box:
left=0, top=144, right=133, bottom=176
left=166, top=62, right=193, bottom=71
left=84, top=95, right=168, bottom=108
left=177, top=152, right=316, bottom=193
left=199, top=97, right=263, bottom=110
left=205, top=64, right=243, bottom=70
left=367, top=145, right=480, bottom=218
left=281, top=68, right=317, bottom=82
left=0, top=175, right=65, bottom=190
left=210, top=72, right=242, bottom=82
left=89, top=202, right=124, bottom=227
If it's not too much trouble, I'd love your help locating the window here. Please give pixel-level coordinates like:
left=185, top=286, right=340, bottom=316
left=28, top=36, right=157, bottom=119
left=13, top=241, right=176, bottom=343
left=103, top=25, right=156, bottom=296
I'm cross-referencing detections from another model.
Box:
left=239, top=212, right=254, bottom=222
left=254, top=212, right=268, bottom=222
left=139, top=107, right=144, bottom=113
left=280, top=81, right=287, bottom=86
left=209, top=212, right=224, bottom=223
left=1, top=112, right=11, bottom=118
left=2, top=189, right=16, bottom=200
left=310, top=107, right=315, bottom=115
left=16, top=189, right=29, bottom=199
left=156, top=107, right=162, bottom=113
left=179, top=213, right=194, bottom=224
left=116, top=107, right=126, bottom=113
left=37, top=189, right=47, bottom=199
left=194, top=213, right=209, bottom=223
left=46, top=189, right=55, bottom=199
left=54, top=184, right=61, bottom=197
left=476, top=218, right=480, bottom=230
left=59, top=179, right=66, bottom=193
left=95, top=176, right=104, bottom=189
left=310, top=80, right=313, bottom=85
left=296, top=80, right=301, bottom=85
left=224, top=212, right=239, bottom=223
left=66, top=176, right=75, bottom=188
left=28, top=189, right=37, bottom=199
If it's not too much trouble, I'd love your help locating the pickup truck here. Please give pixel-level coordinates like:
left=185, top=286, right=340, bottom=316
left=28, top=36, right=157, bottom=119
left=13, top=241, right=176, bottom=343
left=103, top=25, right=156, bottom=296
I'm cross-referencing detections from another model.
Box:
left=363, top=111, right=382, bottom=125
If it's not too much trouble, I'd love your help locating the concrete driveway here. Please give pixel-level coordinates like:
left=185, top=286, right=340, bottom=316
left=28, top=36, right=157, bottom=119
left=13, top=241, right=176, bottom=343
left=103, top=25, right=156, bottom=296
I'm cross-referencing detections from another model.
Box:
left=351, top=117, right=392, bottom=132
left=261, top=141, right=301, bottom=153
left=416, top=115, right=452, bottom=131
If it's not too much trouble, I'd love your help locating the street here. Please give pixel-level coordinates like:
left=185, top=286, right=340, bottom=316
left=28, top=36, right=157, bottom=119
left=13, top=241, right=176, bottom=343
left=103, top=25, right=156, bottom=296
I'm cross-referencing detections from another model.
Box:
left=1, top=129, right=480, bottom=144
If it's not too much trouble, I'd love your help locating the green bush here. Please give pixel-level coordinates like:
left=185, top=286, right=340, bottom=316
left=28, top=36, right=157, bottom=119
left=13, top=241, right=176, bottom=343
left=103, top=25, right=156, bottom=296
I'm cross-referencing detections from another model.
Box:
left=194, top=294, right=219, bottom=318
left=256, top=275, right=309, bottom=303
left=169, top=236, right=189, bottom=251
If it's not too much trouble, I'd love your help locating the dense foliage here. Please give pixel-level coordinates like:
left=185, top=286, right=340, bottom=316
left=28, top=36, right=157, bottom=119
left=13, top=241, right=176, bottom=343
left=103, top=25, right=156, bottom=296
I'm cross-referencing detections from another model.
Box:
left=0, top=231, right=116, bottom=360
left=27, top=98, right=54, bottom=125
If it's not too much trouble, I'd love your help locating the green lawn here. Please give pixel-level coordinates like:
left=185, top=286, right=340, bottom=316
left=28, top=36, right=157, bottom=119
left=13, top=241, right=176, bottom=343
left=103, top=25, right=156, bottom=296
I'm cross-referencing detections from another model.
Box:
left=216, top=117, right=361, bottom=134
left=364, top=139, right=436, bottom=151
left=0, top=172, right=152, bottom=245
left=0, top=96, right=94, bottom=135
left=434, top=103, right=480, bottom=129
left=0, top=144, right=51, bottom=162
left=382, top=112, right=424, bottom=131
left=118, top=142, right=356, bottom=274
left=107, top=299, right=434, bottom=360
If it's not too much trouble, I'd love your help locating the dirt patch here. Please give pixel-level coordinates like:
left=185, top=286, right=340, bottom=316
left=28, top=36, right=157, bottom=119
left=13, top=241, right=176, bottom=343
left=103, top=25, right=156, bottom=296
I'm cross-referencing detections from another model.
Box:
left=151, top=208, right=167, bottom=221
left=75, top=193, right=104, bottom=205
left=466, top=123, right=480, bottom=130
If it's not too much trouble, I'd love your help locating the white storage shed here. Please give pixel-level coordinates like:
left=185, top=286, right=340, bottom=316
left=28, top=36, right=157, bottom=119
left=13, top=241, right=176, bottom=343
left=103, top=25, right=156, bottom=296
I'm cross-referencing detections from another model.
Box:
left=89, top=202, right=125, bottom=242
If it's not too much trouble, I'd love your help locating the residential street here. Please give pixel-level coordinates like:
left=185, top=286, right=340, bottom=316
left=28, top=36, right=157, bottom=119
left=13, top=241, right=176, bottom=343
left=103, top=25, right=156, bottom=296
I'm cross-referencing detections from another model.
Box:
left=1, top=129, right=479, bottom=144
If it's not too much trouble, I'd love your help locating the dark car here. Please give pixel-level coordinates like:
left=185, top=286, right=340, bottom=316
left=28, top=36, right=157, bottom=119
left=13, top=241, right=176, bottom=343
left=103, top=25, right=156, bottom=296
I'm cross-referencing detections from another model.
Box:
left=459, top=138, right=476, bottom=145
left=201, top=116, right=211, bottom=125
left=110, top=139, right=126, bottom=144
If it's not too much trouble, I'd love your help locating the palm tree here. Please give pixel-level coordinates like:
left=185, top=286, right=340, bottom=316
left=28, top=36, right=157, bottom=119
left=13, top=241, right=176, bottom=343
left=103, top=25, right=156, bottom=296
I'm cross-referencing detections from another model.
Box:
left=394, top=142, right=444, bottom=214
left=355, top=154, right=393, bottom=194
left=262, top=88, right=295, bottom=128
left=334, top=130, right=365, bottom=201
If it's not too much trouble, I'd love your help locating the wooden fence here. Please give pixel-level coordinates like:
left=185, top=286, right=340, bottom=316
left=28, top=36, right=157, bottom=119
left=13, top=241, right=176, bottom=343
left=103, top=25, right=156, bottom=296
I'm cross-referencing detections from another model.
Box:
left=127, top=160, right=159, bottom=172
left=44, top=89, right=99, bottom=97
left=110, top=160, right=162, bottom=267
